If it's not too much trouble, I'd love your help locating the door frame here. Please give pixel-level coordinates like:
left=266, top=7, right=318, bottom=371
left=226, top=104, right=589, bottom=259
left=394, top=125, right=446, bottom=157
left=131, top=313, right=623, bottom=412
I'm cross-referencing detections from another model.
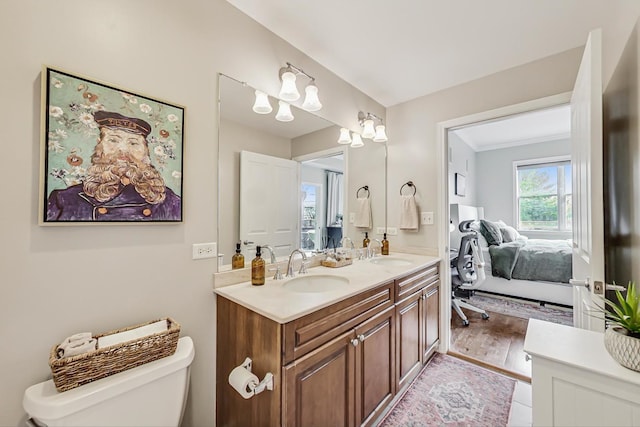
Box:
left=294, top=146, right=349, bottom=246
left=435, top=91, right=573, bottom=353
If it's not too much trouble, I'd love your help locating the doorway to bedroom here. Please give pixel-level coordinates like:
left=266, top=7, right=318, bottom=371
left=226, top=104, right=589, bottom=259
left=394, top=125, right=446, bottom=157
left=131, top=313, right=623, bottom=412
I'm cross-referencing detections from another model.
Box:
left=445, top=102, right=574, bottom=380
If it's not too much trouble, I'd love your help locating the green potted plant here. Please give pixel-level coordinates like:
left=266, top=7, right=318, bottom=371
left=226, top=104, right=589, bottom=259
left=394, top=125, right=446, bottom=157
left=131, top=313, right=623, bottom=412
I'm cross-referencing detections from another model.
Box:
left=601, top=282, right=640, bottom=372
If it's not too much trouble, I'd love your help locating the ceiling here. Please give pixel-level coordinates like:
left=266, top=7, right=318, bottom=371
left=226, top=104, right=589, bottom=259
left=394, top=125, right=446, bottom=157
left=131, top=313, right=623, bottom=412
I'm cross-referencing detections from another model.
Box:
left=451, top=104, right=571, bottom=151
left=226, top=0, right=640, bottom=107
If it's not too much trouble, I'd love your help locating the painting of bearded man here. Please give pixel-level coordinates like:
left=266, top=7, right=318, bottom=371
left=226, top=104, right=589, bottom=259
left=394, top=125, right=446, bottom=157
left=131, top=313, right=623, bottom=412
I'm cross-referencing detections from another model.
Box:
left=45, top=111, right=181, bottom=222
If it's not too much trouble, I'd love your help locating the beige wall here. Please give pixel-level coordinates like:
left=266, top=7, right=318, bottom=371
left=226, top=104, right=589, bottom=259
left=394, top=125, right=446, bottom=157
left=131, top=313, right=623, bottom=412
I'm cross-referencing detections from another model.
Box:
left=386, top=47, right=584, bottom=251
left=0, top=1, right=383, bottom=426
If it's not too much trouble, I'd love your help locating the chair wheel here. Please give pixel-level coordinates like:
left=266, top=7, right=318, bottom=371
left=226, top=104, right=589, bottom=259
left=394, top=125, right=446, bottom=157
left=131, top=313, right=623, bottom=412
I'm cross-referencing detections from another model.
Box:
left=482, top=313, right=490, bottom=320
left=463, top=320, right=470, bottom=326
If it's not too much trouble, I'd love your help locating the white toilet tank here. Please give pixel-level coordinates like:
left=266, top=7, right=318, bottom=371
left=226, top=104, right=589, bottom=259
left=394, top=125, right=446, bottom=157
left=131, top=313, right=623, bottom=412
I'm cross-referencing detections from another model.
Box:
left=23, top=336, right=195, bottom=427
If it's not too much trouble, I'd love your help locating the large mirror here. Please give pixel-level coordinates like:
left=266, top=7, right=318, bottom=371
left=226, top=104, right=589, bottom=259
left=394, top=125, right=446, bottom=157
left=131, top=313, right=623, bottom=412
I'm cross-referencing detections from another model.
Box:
left=217, top=73, right=387, bottom=268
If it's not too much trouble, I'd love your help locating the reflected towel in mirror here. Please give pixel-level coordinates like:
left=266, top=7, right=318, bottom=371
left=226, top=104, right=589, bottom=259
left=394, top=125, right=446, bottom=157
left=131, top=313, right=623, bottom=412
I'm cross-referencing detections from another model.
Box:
left=354, top=197, right=372, bottom=228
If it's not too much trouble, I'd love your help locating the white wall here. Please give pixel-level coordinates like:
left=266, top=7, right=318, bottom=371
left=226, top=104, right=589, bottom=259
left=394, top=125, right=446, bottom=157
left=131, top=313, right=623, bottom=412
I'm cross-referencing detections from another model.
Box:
left=476, top=138, right=571, bottom=230
left=448, top=132, right=477, bottom=206
left=0, top=1, right=383, bottom=426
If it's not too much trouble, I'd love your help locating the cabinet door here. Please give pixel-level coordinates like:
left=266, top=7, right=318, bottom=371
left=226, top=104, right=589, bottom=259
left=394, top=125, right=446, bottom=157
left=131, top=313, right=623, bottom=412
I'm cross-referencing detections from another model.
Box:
left=283, top=331, right=356, bottom=427
left=395, top=290, right=422, bottom=391
left=422, top=283, right=440, bottom=360
left=355, top=306, right=395, bottom=427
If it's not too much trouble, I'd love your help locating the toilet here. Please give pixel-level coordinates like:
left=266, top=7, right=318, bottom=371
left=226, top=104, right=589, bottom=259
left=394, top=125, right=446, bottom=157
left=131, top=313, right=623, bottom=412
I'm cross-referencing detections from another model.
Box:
left=23, top=336, right=195, bottom=427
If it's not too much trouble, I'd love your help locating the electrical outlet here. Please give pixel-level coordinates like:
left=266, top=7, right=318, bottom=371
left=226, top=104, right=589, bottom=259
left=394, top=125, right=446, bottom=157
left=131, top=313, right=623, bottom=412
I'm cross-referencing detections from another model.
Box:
left=349, top=213, right=355, bottom=224
left=386, top=227, right=398, bottom=236
left=193, top=242, right=217, bottom=260
left=421, top=212, right=434, bottom=225
left=376, top=227, right=386, bottom=235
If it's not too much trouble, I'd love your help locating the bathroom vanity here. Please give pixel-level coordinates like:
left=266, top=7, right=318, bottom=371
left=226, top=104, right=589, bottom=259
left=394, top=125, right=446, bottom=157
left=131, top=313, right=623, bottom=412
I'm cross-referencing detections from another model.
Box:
left=214, top=253, right=440, bottom=427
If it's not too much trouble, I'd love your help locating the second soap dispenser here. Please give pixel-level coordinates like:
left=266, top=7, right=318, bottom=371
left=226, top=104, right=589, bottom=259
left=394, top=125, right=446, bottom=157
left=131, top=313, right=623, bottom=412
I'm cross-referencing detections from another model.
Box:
left=251, top=246, right=265, bottom=286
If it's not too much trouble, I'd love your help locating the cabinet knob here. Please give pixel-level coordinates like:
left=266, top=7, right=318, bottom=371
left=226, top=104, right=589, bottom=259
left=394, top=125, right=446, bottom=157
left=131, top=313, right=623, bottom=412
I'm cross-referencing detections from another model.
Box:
left=357, top=334, right=365, bottom=342
left=350, top=338, right=359, bottom=347
left=421, top=293, right=426, bottom=300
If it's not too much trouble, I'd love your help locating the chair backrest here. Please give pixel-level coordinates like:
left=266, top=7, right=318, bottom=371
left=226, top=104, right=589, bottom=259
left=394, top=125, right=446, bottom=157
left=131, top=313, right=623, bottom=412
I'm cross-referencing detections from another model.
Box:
left=451, top=231, right=479, bottom=288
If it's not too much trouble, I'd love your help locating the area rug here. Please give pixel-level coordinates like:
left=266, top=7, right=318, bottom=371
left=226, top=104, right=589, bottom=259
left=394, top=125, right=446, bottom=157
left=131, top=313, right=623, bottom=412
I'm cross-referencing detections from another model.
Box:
left=469, top=292, right=573, bottom=326
left=379, top=353, right=516, bottom=427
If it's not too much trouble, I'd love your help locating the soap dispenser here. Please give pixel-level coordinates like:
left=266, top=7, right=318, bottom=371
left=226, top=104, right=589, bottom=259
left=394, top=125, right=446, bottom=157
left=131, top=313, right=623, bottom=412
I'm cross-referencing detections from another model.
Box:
left=232, top=243, right=245, bottom=270
left=381, top=233, right=389, bottom=255
left=363, top=232, right=370, bottom=249
left=251, top=246, right=265, bottom=286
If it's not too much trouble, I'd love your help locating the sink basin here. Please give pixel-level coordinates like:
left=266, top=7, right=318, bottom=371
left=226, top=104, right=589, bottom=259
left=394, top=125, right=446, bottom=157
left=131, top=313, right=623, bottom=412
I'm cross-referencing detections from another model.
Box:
left=283, top=275, right=349, bottom=293
left=369, top=257, right=413, bottom=266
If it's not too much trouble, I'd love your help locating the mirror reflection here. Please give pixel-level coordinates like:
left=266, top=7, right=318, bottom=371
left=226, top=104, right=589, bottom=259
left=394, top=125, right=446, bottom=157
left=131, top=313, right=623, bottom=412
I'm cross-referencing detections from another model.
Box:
left=217, top=73, right=386, bottom=269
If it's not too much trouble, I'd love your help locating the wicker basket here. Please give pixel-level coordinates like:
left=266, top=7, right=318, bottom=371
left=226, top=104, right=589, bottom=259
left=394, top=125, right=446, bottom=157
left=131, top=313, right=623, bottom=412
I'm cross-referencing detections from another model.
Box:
left=49, top=317, right=180, bottom=392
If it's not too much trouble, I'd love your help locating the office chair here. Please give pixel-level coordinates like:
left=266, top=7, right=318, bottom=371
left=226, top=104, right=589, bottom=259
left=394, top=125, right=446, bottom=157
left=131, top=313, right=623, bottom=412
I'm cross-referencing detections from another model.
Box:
left=451, top=220, right=490, bottom=326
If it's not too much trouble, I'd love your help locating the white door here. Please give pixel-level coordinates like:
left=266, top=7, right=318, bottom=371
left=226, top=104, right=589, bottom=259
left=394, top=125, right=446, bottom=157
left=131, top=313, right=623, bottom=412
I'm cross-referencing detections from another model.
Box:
left=570, top=29, right=605, bottom=332
left=240, top=151, right=299, bottom=258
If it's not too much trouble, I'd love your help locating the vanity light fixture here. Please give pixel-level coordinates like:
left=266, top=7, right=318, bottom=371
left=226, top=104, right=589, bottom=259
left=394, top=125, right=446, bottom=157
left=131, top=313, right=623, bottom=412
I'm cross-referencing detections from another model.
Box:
left=350, top=133, right=364, bottom=148
left=279, top=62, right=322, bottom=112
left=275, top=100, right=294, bottom=122
left=252, top=90, right=272, bottom=114
left=337, top=128, right=352, bottom=145
left=358, top=111, right=388, bottom=142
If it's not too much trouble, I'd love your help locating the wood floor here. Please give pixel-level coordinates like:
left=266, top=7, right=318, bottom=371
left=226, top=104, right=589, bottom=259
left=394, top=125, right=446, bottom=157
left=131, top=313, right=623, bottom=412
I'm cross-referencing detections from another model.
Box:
left=450, top=305, right=532, bottom=381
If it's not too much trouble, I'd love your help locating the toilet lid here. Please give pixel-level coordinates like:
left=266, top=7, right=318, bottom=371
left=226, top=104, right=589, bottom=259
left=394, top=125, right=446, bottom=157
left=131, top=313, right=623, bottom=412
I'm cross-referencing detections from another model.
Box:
left=23, top=336, right=194, bottom=420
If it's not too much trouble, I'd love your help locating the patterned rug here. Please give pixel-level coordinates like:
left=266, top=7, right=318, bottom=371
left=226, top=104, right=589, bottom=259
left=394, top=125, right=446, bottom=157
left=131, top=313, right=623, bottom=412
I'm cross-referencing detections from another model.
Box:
left=379, top=353, right=516, bottom=427
left=469, top=292, right=573, bottom=326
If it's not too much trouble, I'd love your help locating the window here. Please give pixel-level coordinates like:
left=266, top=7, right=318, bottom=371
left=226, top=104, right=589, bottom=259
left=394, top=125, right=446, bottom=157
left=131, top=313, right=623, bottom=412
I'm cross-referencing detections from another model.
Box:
left=515, top=157, right=572, bottom=231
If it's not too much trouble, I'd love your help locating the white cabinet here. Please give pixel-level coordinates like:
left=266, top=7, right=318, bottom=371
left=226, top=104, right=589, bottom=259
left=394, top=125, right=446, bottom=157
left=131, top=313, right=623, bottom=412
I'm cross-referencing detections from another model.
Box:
left=524, top=319, right=640, bottom=426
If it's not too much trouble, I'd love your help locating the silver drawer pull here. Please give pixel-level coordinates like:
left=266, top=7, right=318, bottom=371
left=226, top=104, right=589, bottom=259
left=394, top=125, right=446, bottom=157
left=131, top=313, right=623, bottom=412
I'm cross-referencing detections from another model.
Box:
left=350, top=338, right=359, bottom=347
left=357, top=334, right=365, bottom=342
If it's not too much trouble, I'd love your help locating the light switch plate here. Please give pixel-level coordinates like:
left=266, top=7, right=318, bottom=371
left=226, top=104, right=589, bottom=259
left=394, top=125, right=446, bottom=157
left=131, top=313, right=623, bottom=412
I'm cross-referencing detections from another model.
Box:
left=349, top=213, right=355, bottom=224
left=421, top=212, right=434, bottom=225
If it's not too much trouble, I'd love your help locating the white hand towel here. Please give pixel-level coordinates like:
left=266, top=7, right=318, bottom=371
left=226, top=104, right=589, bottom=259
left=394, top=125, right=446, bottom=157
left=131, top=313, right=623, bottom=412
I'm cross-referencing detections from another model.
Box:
left=97, top=320, right=168, bottom=349
left=399, top=195, right=419, bottom=230
left=354, top=197, right=372, bottom=228
left=58, top=332, right=92, bottom=348
left=57, top=338, right=97, bottom=359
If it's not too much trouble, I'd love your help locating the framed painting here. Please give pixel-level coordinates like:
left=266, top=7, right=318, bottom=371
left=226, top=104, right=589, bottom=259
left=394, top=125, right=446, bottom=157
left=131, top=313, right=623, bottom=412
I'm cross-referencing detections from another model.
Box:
left=39, top=66, right=184, bottom=224
left=455, top=173, right=466, bottom=197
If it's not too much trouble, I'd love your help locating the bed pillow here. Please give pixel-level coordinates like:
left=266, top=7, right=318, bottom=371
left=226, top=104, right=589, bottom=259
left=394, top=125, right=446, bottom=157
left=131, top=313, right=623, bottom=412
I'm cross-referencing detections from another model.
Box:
left=489, top=243, right=522, bottom=280
left=480, top=219, right=503, bottom=246
left=501, top=225, right=520, bottom=243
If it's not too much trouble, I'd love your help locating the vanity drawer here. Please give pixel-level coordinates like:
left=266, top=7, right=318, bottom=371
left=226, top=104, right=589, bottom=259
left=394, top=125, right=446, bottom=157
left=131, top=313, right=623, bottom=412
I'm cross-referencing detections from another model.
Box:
left=395, top=264, right=439, bottom=302
left=282, top=281, right=394, bottom=364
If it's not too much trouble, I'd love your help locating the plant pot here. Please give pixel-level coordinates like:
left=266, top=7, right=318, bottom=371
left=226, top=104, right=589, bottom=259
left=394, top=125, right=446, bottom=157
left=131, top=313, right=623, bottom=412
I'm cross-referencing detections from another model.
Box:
left=604, top=326, right=640, bottom=372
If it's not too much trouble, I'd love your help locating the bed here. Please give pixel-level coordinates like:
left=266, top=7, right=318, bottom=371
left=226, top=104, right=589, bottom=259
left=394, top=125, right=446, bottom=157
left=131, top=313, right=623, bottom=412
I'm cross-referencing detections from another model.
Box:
left=450, top=204, right=574, bottom=307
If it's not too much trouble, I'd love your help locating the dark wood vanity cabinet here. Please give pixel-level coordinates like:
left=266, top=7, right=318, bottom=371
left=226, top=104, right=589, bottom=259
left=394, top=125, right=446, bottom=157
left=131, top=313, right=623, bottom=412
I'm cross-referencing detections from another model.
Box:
left=394, top=264, right=440, bottom=392
left=216, top=262, right=439, bottom=427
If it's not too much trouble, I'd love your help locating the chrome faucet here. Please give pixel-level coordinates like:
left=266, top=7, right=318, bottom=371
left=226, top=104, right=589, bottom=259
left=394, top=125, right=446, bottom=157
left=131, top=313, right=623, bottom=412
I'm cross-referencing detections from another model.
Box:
left=340, top=237, right=355, bottom=250
left=286, top=249, right=308, bottom=277
left=262, top=245, right=283, bottom=280
left=367, top=239, right=382, bottom=258
left=261, top=245, right=278, bottom=264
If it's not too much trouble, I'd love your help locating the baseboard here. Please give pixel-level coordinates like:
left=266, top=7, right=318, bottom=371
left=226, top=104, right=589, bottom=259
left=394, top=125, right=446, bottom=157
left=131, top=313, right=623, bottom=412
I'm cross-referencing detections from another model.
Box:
left=447, top=350, right=531, bottom=383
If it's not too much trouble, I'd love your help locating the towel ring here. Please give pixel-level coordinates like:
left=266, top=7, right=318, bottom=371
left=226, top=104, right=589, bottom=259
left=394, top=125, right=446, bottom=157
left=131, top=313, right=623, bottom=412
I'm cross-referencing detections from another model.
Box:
left=400, top=181, right=416, bottom=196
left=357, top=185, right=370, bottom=199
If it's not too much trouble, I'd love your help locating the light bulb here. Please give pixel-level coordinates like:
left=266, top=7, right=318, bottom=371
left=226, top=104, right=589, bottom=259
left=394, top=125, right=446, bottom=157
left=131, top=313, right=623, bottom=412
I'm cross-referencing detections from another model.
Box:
left=302, top=83, right=322, bottom=112
left=362, top=119, right=375, bottom=139
left=351, top=133, right=364, bottom=148
left=275, top=101, right=294, bottom=122
left=278, top=71, right=300, bottom=101
left=337, top=128, right=352, bottom=145
left=373, top=125, right=388, bottom=142
left=252, top=90, right=272, bottom=114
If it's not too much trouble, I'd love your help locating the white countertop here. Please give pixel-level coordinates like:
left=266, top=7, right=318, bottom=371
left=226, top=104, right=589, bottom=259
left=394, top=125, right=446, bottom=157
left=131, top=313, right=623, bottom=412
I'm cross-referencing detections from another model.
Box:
left=213, top=252, right=440, bottom=323
left=524, top=319, right=640, bottom=386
